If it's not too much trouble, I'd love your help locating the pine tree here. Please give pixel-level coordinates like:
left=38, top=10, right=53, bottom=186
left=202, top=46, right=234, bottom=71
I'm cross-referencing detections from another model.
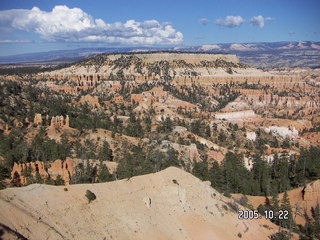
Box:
left=209, top=161, right=224, bottom=192
left=221, top=152, right=252, bottom=194
left=313, top=203, right=320, bottom=238
left=252, top=154, right=270, bottom=195
left=280, top=191, right=294, bottom=229
left=97, top=163, right=112, bottom=182
left=45, top=176, right=55, bottom=185
left=82, top=162, right=97, bottom=183
left=54, top=175, right=65, bottom=185
left=117, top=153, right=135, bottom=179
left=271, top=191, right=280, bottom=225
left=278, top=153, right=290, bottom=192
left=192, top=161, right=209, bottom=181
left=34, top=172, right=42, bottom=184
left=98, top=141, right=113, bottom=161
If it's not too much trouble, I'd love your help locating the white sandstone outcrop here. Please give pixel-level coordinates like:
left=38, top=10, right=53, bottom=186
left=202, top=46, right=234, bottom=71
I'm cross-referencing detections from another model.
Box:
left=214, top=110, right=256, bottom=120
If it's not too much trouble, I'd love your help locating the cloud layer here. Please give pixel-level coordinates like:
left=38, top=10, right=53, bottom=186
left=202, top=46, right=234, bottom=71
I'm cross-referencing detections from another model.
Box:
left=215, top=16, right=244, bottom=28
left=0, top=5, right=183, bottom=45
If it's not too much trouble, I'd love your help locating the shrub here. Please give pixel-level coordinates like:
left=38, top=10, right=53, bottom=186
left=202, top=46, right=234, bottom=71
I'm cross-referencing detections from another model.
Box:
left=54, top=175, right=65, bottom=186
left=227, top=201, right=240, bottom=213
left=270, top=231, right=290, bottom=240
left=85, top=190, right=96, bottom=203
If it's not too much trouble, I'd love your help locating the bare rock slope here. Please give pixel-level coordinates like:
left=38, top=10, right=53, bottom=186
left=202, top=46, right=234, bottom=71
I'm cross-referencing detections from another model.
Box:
left=0, top=167, right=283, bottom=240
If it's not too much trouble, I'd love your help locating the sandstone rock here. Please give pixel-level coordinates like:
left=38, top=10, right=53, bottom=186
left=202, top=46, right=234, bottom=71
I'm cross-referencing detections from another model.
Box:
left=33, top=113, right=42, bottom=125
left=79, top=95, right=101, bottom=107
left=111, top=96, right=124, bottom=104
left=246, top=131, right=257, bottom=141
left=203, top=180, right=211, bottom=186
left=10, top=158, right=117, bottom=186
left=214, top=110, right=256, bottom=120
left=207, top=150, right=225, bottom=164
left=50, top=115, right=70, bottom=128
left=48, top=159, right=73, bottom=185
left=173, top=126, right=187, bottom=134
left=264, top=126, right=299, bottom=139
left=11, top=161, right=49, bottom=185
left=1, top=167, right=287, bottom=240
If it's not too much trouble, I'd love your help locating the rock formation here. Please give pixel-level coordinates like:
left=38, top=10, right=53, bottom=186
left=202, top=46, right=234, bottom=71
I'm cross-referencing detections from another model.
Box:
left=11, top=161, right=49, bottom=185
left=246, top=131, right=257, bottom=141
left=264, top=126, right=299, bottom=139
left=214, top=110, right=256, bottom=120
left=10, top=158, right=117, bottom=185
left=1, top=167, right=285, bottom=240
left=160, top=140, right=201, bottom=164
left=33, top=113, right=43, bottom=125
left=79, top=95, right=101, bottom=108
left=50, top=115, right=69, bottom=128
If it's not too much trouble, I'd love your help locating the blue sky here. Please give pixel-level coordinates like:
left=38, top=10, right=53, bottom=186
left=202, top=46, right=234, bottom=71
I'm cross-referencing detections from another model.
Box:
left=0, top=0, right=319, bottom=56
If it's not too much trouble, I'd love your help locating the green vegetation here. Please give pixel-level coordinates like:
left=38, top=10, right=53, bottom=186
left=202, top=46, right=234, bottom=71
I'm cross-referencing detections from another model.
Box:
left=0, top=54, right=320, bottom=240
left=85, top=189, right=96, bottom=203
left=116, top=145, right=180, bottom=179
left=298, top=203, right=320, bottom=240
left=192, top=148, right=320, bottom=197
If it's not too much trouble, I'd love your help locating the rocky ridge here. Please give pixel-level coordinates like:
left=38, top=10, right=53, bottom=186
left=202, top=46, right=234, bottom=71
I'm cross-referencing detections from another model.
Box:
left=0, top=167, right=289, bottom=240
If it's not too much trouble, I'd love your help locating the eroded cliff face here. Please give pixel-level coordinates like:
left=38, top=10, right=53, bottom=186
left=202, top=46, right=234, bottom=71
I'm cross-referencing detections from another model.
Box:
left=10, top=158, right=117, bottom=185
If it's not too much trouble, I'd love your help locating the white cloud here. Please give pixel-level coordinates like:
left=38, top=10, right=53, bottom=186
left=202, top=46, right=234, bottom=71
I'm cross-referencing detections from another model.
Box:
left=288, top=30, right=296, bottom=35
left=0, top=5, right=183, bottom=45
left=215, top=16, right=244, bottom=28
left=0, top=39, right=31, bottom=43
left=198, top=18, right=209, bottom=26
left=249, top=16, right=273, bottom=28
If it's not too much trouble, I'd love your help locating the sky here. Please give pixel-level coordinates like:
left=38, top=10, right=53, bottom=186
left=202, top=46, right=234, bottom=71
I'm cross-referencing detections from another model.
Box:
left=0, top=0, right=319, bottom=56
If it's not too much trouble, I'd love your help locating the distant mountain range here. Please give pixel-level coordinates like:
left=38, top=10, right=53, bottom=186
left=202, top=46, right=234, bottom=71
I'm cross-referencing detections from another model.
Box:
left=0, top=41, right=319, bottom=68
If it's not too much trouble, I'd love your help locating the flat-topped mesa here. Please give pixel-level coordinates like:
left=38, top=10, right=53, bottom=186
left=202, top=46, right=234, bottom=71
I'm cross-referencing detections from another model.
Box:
left=104, top=52, right=240, bottom=64
left=39, top=52, right=300, bottom=86
left=40, top=52, right=239, bottom=78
